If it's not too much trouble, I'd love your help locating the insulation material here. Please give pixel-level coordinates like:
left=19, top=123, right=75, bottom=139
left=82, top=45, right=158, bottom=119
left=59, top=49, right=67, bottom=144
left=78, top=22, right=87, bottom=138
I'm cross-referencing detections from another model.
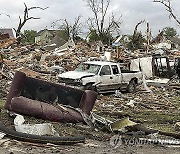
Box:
left=15, top=123, right=58, bottom=136
left=139, top=57, right=153, bottom=78
left=130, top=58, right=140, bottom=71
left=130, top=57, right=153, bottom=78
left=14, top=114, right=58, bottom=136
left=104, top=51, right=111, bottom=61
left=146, top=78, right=170, bottom=87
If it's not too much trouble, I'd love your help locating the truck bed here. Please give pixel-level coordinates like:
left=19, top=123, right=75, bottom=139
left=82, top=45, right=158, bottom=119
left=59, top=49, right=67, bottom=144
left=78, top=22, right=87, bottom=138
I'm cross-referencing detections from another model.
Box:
left=121, top=70, right=140, bottom=73
left=121, top=71, right=143, bottom=83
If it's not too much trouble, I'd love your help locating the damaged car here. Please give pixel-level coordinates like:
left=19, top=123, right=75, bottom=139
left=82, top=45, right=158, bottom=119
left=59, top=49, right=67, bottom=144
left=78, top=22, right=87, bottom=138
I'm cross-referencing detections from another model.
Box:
left=58, top=61, right=143, bottom=93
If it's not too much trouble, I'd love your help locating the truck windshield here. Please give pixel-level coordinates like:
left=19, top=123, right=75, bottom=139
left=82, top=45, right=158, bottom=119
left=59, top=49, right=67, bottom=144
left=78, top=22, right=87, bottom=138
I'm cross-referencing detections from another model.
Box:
left=75, top=63, right=100, bottom=74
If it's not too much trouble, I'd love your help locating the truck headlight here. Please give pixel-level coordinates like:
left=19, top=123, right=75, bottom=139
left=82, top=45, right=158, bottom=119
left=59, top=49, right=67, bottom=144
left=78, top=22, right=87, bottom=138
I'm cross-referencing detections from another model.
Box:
left=74, top=78, right=82, bottom=83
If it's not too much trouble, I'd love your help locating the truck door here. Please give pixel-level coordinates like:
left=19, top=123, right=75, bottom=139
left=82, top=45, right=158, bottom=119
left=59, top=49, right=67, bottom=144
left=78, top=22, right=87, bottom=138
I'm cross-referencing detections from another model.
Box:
left=98, top=65, right=114, bottom=91
left=111, top=65, right=122, bottom=89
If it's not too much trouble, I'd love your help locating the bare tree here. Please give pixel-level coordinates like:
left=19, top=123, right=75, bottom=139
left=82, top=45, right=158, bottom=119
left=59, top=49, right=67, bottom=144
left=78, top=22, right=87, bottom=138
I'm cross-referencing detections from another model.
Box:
left=71, top=15, right=82, bottom=39
left=14, top=3, right=48, bottom=43
left=51, top=15, right=82, bottom=40
left=86, top=0, right=121, bottom=43
left=153, top=0, right=180, bottom=25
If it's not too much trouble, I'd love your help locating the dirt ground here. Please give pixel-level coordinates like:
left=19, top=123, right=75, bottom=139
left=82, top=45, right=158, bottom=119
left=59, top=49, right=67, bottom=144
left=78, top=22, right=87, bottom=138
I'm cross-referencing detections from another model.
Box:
left=0, top=138, right=180, bottom=154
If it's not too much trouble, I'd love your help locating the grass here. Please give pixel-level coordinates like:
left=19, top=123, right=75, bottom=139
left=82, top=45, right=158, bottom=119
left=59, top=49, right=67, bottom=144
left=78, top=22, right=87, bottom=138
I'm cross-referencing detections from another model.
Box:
left=129, top=110, right=179, bottom=132
left=0, top=99, right=5, bottom=109
left=132, top=111, right=179, bottom=124
left=174, top=96, right=180, bottom=106
left=95, top=96, right=180, bottom=133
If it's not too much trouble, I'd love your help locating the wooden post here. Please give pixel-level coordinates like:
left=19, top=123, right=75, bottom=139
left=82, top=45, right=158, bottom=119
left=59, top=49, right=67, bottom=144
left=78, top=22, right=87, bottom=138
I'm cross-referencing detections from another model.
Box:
left=116, top=46, right=119, bottom=59
left=146, top=22, right=150, bottom=55
left=0, top=53, right=3, bottom=66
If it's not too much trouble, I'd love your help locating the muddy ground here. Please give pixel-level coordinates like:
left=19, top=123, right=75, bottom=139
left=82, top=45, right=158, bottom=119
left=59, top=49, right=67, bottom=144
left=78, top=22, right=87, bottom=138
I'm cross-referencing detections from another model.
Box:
left=0, top=82, right=180, bottom=154
left=0, top=138, right=180, bottom=154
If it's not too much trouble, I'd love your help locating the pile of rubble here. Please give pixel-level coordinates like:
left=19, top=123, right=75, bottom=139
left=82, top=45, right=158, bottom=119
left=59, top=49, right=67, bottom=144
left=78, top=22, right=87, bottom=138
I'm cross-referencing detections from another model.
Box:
left=1, top=43, right=102, bottom=73
left=0, top=33, right=17, bottom=49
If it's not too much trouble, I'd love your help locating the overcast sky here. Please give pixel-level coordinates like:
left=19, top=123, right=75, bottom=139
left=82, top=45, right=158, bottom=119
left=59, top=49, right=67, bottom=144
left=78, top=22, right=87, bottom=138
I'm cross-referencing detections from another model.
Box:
left=0, top=0, right=180, bottom=37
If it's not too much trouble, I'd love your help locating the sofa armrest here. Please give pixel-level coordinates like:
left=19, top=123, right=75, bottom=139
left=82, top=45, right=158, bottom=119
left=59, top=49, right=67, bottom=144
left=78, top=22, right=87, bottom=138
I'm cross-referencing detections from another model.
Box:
left=79, top=90, right=97, bottom=115
left=5, top=71, right=26, bottom=110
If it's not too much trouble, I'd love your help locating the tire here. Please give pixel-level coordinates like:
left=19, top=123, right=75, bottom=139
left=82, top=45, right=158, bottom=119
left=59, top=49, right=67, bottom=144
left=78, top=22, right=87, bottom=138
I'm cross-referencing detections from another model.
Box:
left=0, top=122, right=85, bottom=145
left=84, top=83, right=97, bottom=92
left=127, top=80, right=136, bottom=93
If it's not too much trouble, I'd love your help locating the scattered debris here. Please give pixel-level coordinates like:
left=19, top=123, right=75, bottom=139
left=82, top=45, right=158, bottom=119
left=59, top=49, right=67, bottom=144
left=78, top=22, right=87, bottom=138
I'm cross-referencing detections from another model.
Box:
left=126, top=100, right=136, bottom=108
left=0, top=27, right=179, bottom=152
left=111, top=117, right=137, bottom=132
left=0, top=132, right=6, bottom=139
left=175, top=122, right=180, bottom=131
left=146, top=78, right=170, bottom=87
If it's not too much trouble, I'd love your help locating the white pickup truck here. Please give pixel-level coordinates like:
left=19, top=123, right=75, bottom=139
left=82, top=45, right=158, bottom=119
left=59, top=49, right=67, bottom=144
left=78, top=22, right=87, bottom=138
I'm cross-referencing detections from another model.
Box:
left=58, top=61, right=143, bottom=93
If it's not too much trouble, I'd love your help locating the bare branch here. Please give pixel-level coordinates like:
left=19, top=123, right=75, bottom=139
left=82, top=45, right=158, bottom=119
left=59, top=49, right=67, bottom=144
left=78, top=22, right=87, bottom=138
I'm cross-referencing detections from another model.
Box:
left=51, top=19, right=64, bottom=28
left=87, top=0, right=102, bottom=33
left=0, top=13, right=10, bottom=18
left=87, top=18, right=96, bottom=30
left=24, top=3, right=28, bottom=19
left=153, top=0, right=180, bottom=25
left=28, top=6, right=49, bottom=11
left=27, top=17, right=40, bottom=20
left=72, top=15, right=82, bottom=37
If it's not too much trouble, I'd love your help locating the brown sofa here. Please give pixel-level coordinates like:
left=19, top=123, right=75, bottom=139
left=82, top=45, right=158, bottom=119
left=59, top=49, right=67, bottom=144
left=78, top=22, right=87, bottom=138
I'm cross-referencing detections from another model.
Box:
left=5, top=71, right=97, bottom=123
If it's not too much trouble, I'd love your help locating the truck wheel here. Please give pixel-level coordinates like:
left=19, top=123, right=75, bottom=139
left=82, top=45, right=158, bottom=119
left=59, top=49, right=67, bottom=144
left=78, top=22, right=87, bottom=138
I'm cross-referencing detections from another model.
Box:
left=127, top=80, right=136, bottom=93
left=84, top=84, right=97, bottom=92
